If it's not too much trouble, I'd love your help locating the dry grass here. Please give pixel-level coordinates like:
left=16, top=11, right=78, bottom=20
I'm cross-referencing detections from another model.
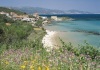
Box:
left=34, top=28, right=42, bottom=31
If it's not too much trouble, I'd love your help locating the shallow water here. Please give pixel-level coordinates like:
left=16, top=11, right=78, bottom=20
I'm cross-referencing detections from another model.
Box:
left=44, top=20, right=100, bottom=47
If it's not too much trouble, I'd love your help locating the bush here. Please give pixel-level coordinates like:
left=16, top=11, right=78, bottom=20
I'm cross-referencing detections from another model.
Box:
left=0, top=28, right=4, bottom=43
left=80, top=44, right=100, bottom=60
left=35, top=19, right=43, bottom=27
left=0, top=22, right=33, bottom=44
left=0, top=14, right=14, bottom=23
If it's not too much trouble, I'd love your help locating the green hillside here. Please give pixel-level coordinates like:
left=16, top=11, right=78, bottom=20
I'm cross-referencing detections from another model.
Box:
left=0, top=14, right=14, bottom=23
left=0, top=7, right=26, bottom=15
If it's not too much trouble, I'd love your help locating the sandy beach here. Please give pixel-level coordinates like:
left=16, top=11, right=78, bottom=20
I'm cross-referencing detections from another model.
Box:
left=42, top=30, right=61, bottom=52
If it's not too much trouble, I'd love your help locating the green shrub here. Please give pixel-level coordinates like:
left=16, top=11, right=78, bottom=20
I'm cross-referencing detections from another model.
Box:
left=0, top=14, right=14, bottom=23
left=80, top=44, right=100, bottom=60
left=35, top=19, right=43, bottom=27
left=0, top=22, right=33, bottom=44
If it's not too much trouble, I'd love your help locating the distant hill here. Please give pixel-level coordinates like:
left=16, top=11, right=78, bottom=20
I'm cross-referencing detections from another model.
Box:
left=65, top=10, right=92, bottom=14
left=0, top=7, right=26, bottom=15
left=10, top=7, right=93, bottom=15
left=10, top=7, right=65, bottom=14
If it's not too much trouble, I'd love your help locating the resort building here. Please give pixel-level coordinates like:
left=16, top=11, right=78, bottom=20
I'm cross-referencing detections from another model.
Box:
left=22, top=17, right=35, bottom=22
left=41, top=16, right=47, bottom=20
left=0, top=11, right=6, bottom=14
left=51, top=16, right=58, bottom=21
left=0, top=11, right=11, bottom=18
left=33, top=13, right=39, bottom=18
left=10, top=12, right=29, bottom=20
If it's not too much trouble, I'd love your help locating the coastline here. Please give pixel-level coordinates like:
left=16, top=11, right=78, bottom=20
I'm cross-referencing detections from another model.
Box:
left=42, top=30, right=61, bottom=52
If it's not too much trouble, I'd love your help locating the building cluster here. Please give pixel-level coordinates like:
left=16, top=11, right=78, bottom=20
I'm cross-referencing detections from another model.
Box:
left=51, top=16, right=74, bottom=21
left=0, top=11, right=50, bottom=27
left=51, top=16, right=63, bottom=21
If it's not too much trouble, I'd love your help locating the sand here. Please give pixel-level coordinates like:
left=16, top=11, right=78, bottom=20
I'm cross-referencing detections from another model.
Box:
left=42, top=30, right=61, bottom=52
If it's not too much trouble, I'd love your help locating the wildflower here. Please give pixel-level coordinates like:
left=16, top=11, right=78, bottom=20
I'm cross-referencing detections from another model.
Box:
left=21, top=65, right=26, bottom=69
left=23, top=61, right=28, bottom=65
left=24, top=61, right=27, bottom=63
left=31, top=69, right=34, bottom=70
left=5, top=61, right=9, bottom=65
left=45, top=66, right=49, bottom=70
left=31, top=59, right=36, bottom=65
left=31, top=60, right=35, bottom=64
left=30, top=65, right=34, bottom=69
left=38, top=66, right=42, bottom=70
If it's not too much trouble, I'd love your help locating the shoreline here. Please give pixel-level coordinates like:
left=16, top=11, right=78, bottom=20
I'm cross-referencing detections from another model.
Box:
left=42, top=30, right=61, bottom=52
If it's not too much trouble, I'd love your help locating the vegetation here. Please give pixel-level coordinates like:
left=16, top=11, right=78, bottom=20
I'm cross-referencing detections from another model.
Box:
left=0, top=22, right=100, bottom=70
left=35, top=19, right=43, bottom=27
left=0, top=37, right=100, bottom=70
left=0, top=14, right=14, bottom=23
left=0, top=15, right=33, bottom=44
left=0, top=9, right=100, bottom=70
left=0, top=7, right=25, bottom=15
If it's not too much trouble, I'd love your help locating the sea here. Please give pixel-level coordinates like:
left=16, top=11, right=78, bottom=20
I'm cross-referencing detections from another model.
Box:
left=41, top=14, right=100, bottom=47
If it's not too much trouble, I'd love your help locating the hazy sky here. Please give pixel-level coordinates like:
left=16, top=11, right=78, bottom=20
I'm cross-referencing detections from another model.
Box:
left=0, top=0, right=100, bottom=13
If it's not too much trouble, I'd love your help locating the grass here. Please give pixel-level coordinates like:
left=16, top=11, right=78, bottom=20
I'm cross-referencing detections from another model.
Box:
left=0, top=21, right=33, bottom=43
left=0, top=42, right=100, bottom=70
left=0, top=19, right=100, bottom=70
left=34, top=28, right=42, bottom=31
left=0, top=38, right=100, bottom=70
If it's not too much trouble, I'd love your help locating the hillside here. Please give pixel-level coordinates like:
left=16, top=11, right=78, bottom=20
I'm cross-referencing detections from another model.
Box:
left=0, top=14, right=14, bottom=23
left=10, top=7, right=65, bottom=14
left=0, top=7, right=26, bottom=15
left=66, top=10, right=92, bottom=14
left=10, top=7, right=93, bottom=14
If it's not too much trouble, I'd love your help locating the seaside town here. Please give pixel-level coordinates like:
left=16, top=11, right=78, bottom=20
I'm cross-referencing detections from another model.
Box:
left=0, top=11, right=74, bottom=26
left=0, top=11, right=51, bottom=26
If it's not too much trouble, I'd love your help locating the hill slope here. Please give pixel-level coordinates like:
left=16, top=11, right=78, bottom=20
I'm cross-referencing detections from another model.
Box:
left=10, top=7, right=65, bottom=14
left=0, top=7, right=26, bottom=15
left=10, top=7, right=93, bottom=14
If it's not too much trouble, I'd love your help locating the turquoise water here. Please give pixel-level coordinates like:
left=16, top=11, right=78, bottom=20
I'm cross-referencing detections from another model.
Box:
left=44, top=20, right=100, bottom=47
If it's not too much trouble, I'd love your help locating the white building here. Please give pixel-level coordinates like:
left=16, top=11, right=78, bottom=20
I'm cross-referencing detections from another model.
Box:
left=41, top=16, right=47, bottom=20
left=33, top=13, right=39, bottom=18
left=51, top=16, right=58, bottom=21
left=0, top=11, right=7, bottom=14
left=22, top=17, right=36, bottom=22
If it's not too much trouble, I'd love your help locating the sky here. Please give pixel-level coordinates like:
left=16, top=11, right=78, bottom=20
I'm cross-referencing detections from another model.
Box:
left=0, top=0, right=100, bottom=13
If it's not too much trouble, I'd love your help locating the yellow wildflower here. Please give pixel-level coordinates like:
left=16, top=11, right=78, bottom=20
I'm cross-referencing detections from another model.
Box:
left=24, top=61, right=27, bottom=63
left=23, top=61, right=28, bottom=65
left=31, top=60, right=35, bottom=64
left=30, top=65, right=34, bottom=69
left=5, top=61, right=9, bottom=65
left=21, top=65, right=26, bottom=69
left=38, top=66, right=42, bottom=70
left=31, top=69, right=34, bottom=70
left=46, top=66, right=49, bottom=70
